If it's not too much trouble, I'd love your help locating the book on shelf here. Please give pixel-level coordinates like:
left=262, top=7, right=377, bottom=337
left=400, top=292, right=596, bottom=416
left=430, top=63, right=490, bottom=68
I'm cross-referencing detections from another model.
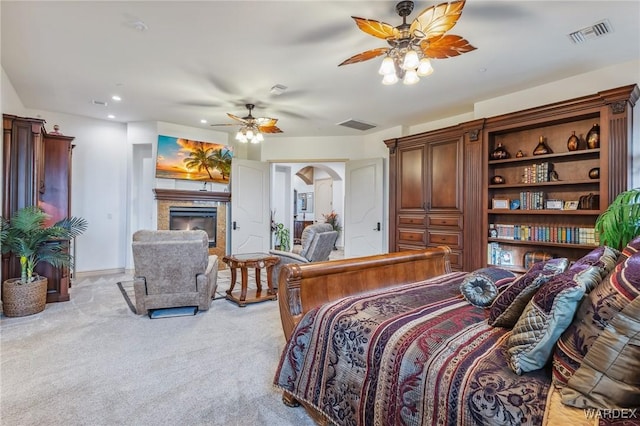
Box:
left=522, top=162, right=551, bottom=184
left=519, top=191, right=545, bottom=210
left=490, top=223, right=598, bottom=245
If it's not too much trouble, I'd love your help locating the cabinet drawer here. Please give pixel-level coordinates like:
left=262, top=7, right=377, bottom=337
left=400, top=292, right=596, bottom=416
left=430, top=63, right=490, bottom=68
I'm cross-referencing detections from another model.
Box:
left=427, top=230, right=462, bottom=248
left=427, top=215, right=461, bottom=229
left=398, top=229, right=426, bottom=244
left=398, top=215, right=426, bottom=226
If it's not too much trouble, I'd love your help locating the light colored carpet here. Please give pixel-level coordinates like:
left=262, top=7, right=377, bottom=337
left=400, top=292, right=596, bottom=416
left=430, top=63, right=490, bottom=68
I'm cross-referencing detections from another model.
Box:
left=0, top=268, right=317, bottom=426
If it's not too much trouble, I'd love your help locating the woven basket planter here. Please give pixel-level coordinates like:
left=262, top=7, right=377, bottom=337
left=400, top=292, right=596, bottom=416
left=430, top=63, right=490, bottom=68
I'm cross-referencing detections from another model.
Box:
left=2, top=276, right=48, bottom=317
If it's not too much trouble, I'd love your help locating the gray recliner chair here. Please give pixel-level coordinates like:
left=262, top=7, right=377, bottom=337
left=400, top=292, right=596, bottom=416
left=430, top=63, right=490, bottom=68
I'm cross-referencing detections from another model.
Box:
left=269, top=223, right=339, bottom=288
left=131, top=230, right=218, bottom=315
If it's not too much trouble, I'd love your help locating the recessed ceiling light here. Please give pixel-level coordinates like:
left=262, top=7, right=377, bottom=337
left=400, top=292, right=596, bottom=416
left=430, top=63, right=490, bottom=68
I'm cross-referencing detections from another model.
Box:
left=200, top=119, right=207, bottom=124
left=112, top=95, right=122, bottom=101
left=108, top=114, right=115, bottom=119
left=129, top=20, right=148, bottom=32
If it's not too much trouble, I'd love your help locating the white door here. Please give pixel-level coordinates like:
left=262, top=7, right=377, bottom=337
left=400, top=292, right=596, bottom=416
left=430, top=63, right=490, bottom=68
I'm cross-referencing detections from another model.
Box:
left=314, top=178, right=333, bottom=221
left=344, top=158, right=384, bottom=257
left=231, top=159, right=270, bottom=254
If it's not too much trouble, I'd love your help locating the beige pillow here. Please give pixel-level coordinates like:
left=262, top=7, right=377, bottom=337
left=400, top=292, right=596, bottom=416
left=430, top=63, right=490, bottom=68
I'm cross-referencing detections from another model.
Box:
left=560, top=296, right=640, bottom=409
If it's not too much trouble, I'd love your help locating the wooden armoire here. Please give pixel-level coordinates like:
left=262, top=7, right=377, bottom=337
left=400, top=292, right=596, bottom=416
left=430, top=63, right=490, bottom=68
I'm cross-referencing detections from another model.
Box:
left=2, top=114, right=75, bottom=302
left=385, top=120, right=485, bottom=271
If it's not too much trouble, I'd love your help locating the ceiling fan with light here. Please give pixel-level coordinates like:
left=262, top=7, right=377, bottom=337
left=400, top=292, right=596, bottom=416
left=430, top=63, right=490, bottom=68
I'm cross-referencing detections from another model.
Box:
left=211, top=103, right=282, bottom=143
left=339, top=0, right=476, bottom=85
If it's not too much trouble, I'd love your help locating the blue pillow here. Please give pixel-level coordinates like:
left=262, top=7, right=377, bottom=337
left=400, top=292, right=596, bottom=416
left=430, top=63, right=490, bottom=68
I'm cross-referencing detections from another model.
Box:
left=460, top=267, right=516, bottom=307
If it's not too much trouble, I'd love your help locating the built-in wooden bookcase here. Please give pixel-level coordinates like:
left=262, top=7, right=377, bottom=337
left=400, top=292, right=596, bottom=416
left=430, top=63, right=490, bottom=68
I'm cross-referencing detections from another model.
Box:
left=482, top=85, right=638, bottom=273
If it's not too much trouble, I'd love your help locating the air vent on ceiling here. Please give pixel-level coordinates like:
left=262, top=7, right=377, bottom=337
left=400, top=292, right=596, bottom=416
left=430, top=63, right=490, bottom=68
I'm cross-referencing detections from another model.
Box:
left=92, top=100, right=108, bottom=106
left=337, top=119, right=377, bottom=131
left=568, top=19, right=613, bottom=44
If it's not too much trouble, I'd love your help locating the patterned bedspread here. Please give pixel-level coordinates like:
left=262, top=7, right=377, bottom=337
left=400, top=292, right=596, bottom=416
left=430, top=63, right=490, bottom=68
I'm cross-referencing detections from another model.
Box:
left=274, top=272, right=551, bottom=426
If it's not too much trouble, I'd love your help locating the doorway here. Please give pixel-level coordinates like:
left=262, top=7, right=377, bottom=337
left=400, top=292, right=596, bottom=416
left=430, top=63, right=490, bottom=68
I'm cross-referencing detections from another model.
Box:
left=271, top=162, right=345, bottom=249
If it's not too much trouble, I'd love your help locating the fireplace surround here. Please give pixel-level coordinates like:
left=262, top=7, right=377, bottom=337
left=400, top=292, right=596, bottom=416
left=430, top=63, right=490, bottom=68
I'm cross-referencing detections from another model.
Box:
left=154, top=189, right=230, bottom=264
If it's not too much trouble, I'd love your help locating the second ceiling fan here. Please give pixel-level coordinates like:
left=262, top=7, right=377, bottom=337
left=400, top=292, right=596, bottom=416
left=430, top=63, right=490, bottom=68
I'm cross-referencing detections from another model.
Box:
left=210, top=103, right=283, bottom=143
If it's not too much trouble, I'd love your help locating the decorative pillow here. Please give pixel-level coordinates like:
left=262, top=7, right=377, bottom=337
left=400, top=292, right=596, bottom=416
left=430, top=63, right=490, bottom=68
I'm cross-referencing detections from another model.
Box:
left=619, top=235, right=640, bottom=263
left=488, top=258, right=569, bottom=328
left=553, top=251, right=640, bottom=388
left=460, top=267, right=516, bottom=307
left=507, top=265, right=605, bottom=375
left=560, top=295, right=640, bottom=409
left=568, top=246, right=619, bottom=291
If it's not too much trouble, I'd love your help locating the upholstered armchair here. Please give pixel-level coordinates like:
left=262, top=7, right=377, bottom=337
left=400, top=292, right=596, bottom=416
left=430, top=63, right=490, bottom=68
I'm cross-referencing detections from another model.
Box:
left=269, top=223, right=338, bottom=287
left=131, top=230, right=218, bottom=315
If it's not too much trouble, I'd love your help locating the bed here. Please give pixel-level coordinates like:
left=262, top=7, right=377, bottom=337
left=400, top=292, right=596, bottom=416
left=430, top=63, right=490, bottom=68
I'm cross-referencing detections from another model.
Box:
left=273, top=247, right=596, bottom=426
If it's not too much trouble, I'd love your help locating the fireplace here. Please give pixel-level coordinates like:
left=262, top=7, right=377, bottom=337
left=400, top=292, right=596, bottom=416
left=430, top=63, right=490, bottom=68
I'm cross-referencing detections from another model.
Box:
left=155, top=189, right=230, bottom=267
left=169, top=206, right=217, bottom=247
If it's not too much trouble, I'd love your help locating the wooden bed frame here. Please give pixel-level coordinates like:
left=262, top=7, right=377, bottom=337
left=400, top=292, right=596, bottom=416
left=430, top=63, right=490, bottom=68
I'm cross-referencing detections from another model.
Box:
left=275, top=247, right=595, bottom=426
left=276, top=247, right=451, bottom=423
left=277, top=246, right=452, bottom=341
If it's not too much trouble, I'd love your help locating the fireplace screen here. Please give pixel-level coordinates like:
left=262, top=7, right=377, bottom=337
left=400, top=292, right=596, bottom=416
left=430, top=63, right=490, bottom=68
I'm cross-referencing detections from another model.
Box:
left=169, top=207, right=217, bottom=247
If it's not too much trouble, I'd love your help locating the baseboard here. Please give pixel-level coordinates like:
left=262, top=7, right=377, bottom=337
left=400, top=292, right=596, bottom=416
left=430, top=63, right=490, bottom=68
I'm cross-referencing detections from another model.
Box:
left=74, top=268, right=126, bottom=279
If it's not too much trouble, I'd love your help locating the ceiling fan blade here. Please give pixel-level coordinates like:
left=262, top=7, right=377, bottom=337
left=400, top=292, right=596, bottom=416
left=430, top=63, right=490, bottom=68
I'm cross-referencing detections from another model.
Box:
left=352, top=17, right=398, bottom=40
left=210, top=123, right=238, bottom=127
left=339, top=47, right=389, bottom=66
left=227, top=113, right=250, bottom=124
left=255, top=117, right=278, bottom=127
left=410, top=0, right=466, bottom=40
left=259, top=125, right=283, bottom=134
left=420, top=34, right=476, bottom=58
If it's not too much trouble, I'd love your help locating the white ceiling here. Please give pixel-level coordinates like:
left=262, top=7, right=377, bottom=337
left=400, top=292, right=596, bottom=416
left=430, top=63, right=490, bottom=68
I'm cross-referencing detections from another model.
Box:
left=2, top=1, right=639, bottom=138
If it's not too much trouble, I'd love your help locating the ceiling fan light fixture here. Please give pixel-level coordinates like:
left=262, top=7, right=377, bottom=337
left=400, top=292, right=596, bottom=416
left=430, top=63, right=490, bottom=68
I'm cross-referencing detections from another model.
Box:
left=382, top=73, right=399, bottom=85
left=417, top=58, right=434, bottom=76
left=403, top=69, right=420, bottom=85
left=402, top=50, right=420, bottom=70
left=379, top=56, right=395, bottom=75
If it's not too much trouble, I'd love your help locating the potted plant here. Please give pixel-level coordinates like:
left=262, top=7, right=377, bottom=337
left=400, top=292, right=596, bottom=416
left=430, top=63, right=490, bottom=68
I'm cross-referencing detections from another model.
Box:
left=1, top=206, right=88, bottom=317
left=273, top=223, right=291, bottom=252
left=322, top=211, right=342, bottom=250
left=595, top=188, right=640, bottom=250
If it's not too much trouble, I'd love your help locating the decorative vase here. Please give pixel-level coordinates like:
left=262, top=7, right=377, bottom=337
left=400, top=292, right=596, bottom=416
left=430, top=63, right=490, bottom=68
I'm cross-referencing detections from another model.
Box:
left=533, top=136, right=552, bottom=155
left=589, top=167, right=600, bottom=179
left=566, top=131, right=579, bottom=151
left=1, top=276, right=48, bottom=317
left=490, top=143, right=510, bottom=160
left=586, top=123, right=600, bottom=149
left=490, top=175, right=505, bottom=184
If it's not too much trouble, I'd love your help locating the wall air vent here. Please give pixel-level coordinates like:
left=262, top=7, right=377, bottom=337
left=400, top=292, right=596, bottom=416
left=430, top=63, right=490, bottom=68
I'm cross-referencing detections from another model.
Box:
left=568, top=19, right=613, bottom=44
left=337, top=119, right=377, bottom=131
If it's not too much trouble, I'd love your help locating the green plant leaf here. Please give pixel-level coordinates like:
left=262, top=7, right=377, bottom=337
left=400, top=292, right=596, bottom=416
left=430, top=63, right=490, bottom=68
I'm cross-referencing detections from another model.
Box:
left=595, top=188, right=640, bottom=250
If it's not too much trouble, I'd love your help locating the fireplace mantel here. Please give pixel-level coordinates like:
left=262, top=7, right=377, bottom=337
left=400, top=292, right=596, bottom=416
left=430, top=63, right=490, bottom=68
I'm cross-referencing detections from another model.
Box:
left=153, top=188, right=231, bottom=203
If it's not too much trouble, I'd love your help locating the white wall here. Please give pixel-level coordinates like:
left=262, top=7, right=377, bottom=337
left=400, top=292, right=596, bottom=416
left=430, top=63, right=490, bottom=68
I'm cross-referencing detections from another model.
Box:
left=27, top=110, right=128, bottom=274
left=1, top=68, right=27, bottom=116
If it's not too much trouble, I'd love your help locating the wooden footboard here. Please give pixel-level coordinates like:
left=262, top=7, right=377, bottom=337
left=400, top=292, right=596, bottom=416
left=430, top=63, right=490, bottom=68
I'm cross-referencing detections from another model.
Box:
left=277, top=246, right=451, bottom=340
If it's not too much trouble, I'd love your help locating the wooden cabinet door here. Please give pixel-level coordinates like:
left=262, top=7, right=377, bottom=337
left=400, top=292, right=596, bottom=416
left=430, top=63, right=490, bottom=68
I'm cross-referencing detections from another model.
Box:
left=426, top=138, right=462, bottom=213
left=397, top=144, right=427, bottom=212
